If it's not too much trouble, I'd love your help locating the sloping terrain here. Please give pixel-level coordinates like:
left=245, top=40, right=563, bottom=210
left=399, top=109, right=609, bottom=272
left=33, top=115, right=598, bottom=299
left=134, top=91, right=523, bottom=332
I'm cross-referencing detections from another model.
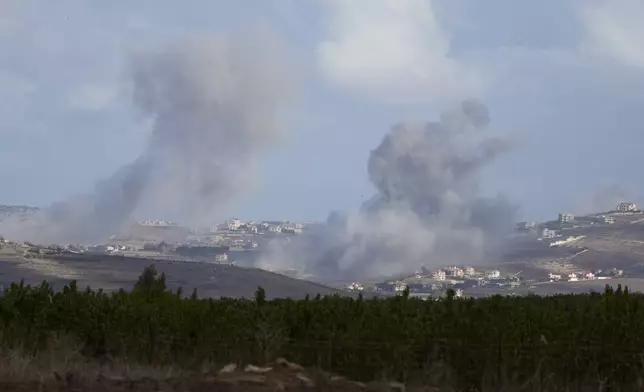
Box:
left=553, top=218, right=644, bottom=275
left=0, top=247, right=344, bottom=299
left=0, top=356, right=419, bottom=392
left=497, top=215, right=644, bottom=280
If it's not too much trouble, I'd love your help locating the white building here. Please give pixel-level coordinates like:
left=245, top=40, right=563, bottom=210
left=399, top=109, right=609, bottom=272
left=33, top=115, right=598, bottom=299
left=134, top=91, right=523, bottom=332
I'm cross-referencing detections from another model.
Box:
left=585, top=272, right=596, bottom=280
left=464, top=267, right=476, bottom=277
left=568, top=273, right=578, bottom=282
left=281, top=225, right=302, bottom=234
left=394, top=282, right=408, bottom=292
left=616, top=202, right=637, bottom=212
left=347, top=282, right=364, bottom=291
left=542, top=228, right=557, bottom=239
left=227, top=219, right=242, bottom=231
left=432, top=270, right=447, bottom=281
left=215, top=253, right=229, bottom=263
left=598, top=215, right=615, bottom=224
left=486, top=270, right=501, bottom=280
left=548, top=273, right=562, bottom=282
left=267, top=225, right=282, bottom=233
left=517, top=221, right=536, bottom=230
left=246, top=241, right=258, bottom=249
left=558, top=213, right=575, bottom=224
left=446, top=266, right=464, bottom=278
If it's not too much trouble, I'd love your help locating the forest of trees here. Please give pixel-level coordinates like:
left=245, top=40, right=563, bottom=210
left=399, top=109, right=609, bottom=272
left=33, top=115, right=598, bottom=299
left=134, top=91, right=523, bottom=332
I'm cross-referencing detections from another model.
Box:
left=0, top=265, right=641, bottom=390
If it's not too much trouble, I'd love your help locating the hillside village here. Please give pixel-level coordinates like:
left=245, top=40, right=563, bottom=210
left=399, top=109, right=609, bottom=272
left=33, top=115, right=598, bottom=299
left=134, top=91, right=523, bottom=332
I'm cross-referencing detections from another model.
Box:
left=2, top=202, right=644, bottom=299
left=347, top=202, right=643, bottom=299
left=0, top=210, right=312, bottom=267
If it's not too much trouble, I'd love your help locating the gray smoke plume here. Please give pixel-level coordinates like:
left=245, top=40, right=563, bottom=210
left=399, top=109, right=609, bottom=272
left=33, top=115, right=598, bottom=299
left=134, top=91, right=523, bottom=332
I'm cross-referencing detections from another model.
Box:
left=1, top=31, right=294, bottom=244
left=256, top=100, right=517, bottom=281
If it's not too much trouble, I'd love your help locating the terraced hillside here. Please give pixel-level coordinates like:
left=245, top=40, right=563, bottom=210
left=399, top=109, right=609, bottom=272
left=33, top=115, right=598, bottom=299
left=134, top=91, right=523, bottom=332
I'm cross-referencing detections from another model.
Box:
left=495, top=213, right=644, bottom=287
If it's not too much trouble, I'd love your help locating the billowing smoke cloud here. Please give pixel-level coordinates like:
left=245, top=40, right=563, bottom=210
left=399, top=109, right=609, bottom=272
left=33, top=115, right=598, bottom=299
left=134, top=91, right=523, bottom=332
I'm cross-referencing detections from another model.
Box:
left=256, top=100, right=517, bottom=281
left=1, top=31, right=294, bottom=244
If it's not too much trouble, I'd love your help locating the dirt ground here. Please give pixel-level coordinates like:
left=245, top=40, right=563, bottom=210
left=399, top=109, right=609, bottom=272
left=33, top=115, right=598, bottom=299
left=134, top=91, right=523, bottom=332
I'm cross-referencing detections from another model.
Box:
left=0, top=244, right=345, bottom=300
left=0, top=360, right=420, bottom=391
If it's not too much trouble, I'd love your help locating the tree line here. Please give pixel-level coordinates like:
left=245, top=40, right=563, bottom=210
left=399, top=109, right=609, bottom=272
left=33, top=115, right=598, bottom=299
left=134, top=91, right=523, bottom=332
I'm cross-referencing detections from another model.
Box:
left=0, top=265, right=640, bottom=390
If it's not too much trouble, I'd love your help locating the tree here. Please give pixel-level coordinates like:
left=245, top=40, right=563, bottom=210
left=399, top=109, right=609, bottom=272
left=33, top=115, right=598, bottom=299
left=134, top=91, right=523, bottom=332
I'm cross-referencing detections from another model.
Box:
left=133, top=264, right=167, bottom=296
left=255, top=286, right=266, bottom=305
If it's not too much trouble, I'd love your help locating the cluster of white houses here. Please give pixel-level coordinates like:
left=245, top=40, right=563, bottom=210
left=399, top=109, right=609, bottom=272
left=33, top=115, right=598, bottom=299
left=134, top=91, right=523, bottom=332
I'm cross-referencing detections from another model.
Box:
left=616, top=202, right=638, bottom=212
left=548, top=272, right=598, bottom=282
left=549, top=268, right=623, bottom=282
left=558, top=203, right=637, bottom=223
left=415, top=266, right=489, bottom=281
left=222, top=218, right=304, bottom=235
left=520, top=202, right=638, bottom=235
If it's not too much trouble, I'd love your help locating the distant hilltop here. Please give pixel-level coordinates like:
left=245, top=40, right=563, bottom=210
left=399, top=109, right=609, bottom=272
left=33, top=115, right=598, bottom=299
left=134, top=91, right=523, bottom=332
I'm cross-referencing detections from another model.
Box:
left=0, top=205, right=39, bottom=219
left=0, top=205, right=39, bottom=212
left=517, top=201, right=641, bottom=232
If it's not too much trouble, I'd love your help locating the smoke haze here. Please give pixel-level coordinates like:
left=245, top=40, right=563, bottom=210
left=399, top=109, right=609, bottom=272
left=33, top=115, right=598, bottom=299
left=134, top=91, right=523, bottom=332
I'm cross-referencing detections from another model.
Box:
left=574, top=184, right=639, bottom=215
left=256, top=100, right=518, bottom=281
left=1, top=31, right=294, bottom=244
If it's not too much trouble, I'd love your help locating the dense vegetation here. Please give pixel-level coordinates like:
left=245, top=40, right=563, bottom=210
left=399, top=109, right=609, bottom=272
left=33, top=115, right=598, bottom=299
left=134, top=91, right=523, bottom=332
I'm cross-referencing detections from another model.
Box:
left=0, top=265, right=641, bottom=390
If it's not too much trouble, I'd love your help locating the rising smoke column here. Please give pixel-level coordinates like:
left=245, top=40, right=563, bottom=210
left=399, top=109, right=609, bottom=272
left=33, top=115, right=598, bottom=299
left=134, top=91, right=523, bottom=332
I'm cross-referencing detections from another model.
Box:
left=256, top=100, right=517, bottom=281
left=1, top=32, right=294, bottom=244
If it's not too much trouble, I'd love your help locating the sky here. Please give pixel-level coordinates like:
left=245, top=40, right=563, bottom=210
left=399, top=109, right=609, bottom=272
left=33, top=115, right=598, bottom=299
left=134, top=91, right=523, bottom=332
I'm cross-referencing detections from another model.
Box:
left=1, top=0, right=644, bottom=224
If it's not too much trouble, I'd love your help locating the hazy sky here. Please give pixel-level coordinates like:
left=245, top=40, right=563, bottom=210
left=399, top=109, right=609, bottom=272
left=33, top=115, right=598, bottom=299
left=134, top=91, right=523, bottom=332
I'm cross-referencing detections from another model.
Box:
left=1, top=0, right=643, bottom=223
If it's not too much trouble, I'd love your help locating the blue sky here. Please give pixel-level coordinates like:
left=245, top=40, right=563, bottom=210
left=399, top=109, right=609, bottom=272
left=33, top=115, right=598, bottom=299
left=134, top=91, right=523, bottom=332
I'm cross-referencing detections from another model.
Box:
left=1, top=0, right=644, bottom=223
